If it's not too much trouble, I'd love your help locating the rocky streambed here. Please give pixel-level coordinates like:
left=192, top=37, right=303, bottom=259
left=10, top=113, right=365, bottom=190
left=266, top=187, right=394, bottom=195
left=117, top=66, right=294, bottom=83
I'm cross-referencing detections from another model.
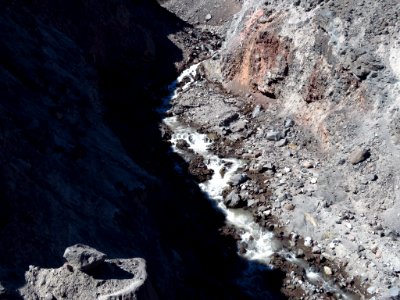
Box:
left=159, top=63, right=369, bottom=299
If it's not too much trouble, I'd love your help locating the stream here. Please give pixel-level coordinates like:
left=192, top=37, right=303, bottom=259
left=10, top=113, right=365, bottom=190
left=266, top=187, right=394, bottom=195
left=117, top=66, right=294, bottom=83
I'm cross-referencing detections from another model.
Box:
left=159, top=63, right=357, bottom=299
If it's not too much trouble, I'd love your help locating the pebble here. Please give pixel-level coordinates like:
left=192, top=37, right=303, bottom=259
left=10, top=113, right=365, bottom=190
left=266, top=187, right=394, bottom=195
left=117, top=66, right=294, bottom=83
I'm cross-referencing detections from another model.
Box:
left=303, top=161, right=313, bottom=168
left=284, top=118, right=295, bottom=128
left=312, top=246, right=321, bottom=254
left=205, top=14, right=212, bottom=21
left=310, top=178, right=317, bottom=184
left=345, top=222, right=352, bottom=229
left=296, top=249, right=305, bottom=258
left=266, top=130, right=282, bottom=141
left=276, top=138, right=288, bottom=147
left=283, top=202, right=295, bottom=211
left=323, top=266, right=333, bottom=275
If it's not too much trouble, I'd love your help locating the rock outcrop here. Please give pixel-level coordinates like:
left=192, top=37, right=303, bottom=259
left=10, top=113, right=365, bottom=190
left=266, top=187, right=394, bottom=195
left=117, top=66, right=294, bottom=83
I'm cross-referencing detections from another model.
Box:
left=20, top=246, right=149, bottom=300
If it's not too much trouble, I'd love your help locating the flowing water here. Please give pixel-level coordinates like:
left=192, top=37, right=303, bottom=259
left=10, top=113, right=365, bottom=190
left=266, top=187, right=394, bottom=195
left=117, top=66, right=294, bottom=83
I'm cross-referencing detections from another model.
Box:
left=160, top=64, right=357, bottom=299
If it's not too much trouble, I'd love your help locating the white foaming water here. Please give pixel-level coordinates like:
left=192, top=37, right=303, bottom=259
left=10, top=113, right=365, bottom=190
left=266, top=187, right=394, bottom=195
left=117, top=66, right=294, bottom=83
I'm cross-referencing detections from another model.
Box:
left=164, top=115, right=275, bottom=264
left=157, top=63, right=200, bottom=114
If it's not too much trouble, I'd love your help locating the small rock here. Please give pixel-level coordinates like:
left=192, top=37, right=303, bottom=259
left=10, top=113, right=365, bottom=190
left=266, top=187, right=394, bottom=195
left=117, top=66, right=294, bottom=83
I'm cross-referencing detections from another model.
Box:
left=224, top=191, right=246, bottom=208
left=258, top=16, right=268, bottom=24
left=63, top=244, right=107, bottom=271
left=323, top=266, right=333, bottom=276
left=296, top=249, right=305, bottom=258
left=283, top=202, right=295, bottom=211
left=205, top=14, right=212, bottom=21
left=176, top=139, right=190, bottom=150
left=263, top=162, right=275, bottom=171
left=388, top=287, right=400, bottom=298
left=252, top=105, right=262, bottom=118
left=284, top=118, right=295, bottom=128
left=310, top=178, right=317, bottom=184
left=266, top=131, right=282, bottom=141
left=45, top=293, right=55, bottom=300
left=367, top=286, right=376, bottom=294
left=349, top=148, right=371, bottom=164
left=276, top=138, right=287, bottom=147
left=302, top=161, right=313, bottom=168
left=312, top=246, right=321, bottom=254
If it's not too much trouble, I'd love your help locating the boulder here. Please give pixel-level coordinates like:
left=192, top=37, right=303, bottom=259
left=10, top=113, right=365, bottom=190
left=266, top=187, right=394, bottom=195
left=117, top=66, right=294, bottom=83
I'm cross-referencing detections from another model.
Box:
left=224, top=191, right=246, bottom=208
left=228, top=173, right=248, bottom=186
left=349, top=148, right=370, bottom=164
left=266, top=131, right=282, bottom=141
left=63, top=244, right=107, bottom=271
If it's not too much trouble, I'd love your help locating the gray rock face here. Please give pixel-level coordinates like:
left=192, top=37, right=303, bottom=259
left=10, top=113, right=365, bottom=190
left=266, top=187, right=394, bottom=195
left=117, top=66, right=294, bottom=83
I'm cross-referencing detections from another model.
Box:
left=63, top=244, right=107, bottom=271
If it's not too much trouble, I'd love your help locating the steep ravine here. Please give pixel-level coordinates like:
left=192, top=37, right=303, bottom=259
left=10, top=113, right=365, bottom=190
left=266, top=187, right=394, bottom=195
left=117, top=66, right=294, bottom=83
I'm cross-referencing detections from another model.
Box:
left=0, top=1, right=285, bottom=299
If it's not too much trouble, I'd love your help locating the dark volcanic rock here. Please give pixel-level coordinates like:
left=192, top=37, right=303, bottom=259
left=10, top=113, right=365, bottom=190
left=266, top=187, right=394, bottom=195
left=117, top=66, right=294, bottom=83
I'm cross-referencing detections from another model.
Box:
left=224, top=191, right=247, bottom=208
left=63, top=244, right=106, bottom=271
left=188, top=155, right=214, bottom=182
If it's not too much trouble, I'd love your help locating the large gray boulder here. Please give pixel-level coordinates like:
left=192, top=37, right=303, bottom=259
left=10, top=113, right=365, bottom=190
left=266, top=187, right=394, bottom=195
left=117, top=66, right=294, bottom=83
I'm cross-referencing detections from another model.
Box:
left=63, top=244, right=107, bottom=271
left=228, top=173, right=248, bottom=186
left=224, top=191, right=246, bottom=209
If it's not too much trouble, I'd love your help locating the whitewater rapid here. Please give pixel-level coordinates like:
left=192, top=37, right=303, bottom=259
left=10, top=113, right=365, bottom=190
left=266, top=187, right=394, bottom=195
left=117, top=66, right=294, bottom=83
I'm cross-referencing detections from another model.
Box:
left=164, top=116, right=276, bottom=263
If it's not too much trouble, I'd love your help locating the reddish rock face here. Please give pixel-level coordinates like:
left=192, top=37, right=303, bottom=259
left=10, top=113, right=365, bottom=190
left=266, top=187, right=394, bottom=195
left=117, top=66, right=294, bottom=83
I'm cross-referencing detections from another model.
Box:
left=221, top=9, right=292, bottom=105
left=304, top=59, right=329, bottom=103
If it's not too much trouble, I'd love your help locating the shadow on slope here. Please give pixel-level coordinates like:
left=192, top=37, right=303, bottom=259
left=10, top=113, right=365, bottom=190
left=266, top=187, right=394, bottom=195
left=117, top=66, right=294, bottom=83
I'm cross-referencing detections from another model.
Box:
left=0, top=1, right=286, bottom=299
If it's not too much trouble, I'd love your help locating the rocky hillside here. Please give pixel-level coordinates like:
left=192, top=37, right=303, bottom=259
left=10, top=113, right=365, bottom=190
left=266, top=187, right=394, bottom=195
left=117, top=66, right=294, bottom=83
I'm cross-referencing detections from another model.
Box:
left=164, top=0, right=400, bottom=298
